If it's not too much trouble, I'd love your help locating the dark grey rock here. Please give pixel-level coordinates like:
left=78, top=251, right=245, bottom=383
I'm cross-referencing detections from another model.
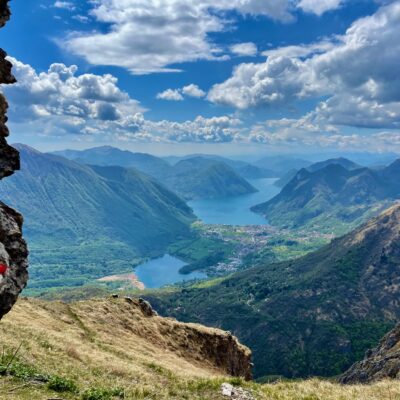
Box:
left=0, top=0, right=29, bottom=320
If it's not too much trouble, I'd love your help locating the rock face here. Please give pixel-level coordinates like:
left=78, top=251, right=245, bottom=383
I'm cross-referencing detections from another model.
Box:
left=339, top=324, right=400, bottom=384
left=0, top=0, right=28, bottom=319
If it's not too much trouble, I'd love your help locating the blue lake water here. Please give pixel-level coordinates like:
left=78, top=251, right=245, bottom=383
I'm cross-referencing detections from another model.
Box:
left=134, top=254, right=207, bottom=289
left=188, top=178, right=280, bottom=225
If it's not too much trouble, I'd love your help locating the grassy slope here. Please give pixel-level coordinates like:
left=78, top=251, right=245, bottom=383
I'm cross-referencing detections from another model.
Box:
left=1, top=298, right=400, bottom=399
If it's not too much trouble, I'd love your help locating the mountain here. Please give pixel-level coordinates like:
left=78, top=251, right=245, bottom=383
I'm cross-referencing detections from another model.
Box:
left=307, top=157, right=361, bottom=173
left=53, top=146, right=171, bottom=179
left=274, top=158, right=361, bottom=188
left=274, top=168, right=298, bottom=188
left=236, top=164, right=276, bottom=179
left=163, top=157, right=257, bottom=200
left=54, top=147, right=257, bottom=200
left=146, top=205, right=400, bottom=379
left=340, top=323, right=400, bottom=384
left=0, top=145, right=195, bottom=289
left=252, top=162, right=400, bottom=232
left=253, top=156, right=312, bottom=176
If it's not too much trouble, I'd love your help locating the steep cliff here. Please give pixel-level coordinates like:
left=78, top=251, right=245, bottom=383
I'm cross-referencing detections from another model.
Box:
left=0, top=0, right=28, bottom=319
left=339, top=324, right=400, bottom=384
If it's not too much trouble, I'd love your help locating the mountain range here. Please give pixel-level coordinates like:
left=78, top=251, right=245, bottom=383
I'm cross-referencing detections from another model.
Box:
left=53, top=147, right=258, bottom=200
left=0, top=145, right=196, bottom=289
left=252, top=158, right=400, bottom=233
left=146, top=204, right=400, bottom=379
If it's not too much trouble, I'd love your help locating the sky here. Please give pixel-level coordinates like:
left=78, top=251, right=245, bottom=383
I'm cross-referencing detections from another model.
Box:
left=1, top=0, right=400, bottom=156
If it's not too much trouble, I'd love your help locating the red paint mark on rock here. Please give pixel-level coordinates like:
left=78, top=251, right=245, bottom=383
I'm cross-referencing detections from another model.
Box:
left=0, top=264, right=8, bottom=274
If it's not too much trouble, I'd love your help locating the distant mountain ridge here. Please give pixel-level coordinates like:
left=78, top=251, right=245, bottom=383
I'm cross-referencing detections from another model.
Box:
left=274, top=157, right=361, bottom=188
left=147, top=204, right=400, bottom=379
left=54, top=146, right=257, bottom=200
left=252, top=158, right=400, bottom=232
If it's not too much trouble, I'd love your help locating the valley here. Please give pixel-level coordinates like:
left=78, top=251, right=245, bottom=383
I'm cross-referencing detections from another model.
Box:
left=2, top=1, right=400, bottom=398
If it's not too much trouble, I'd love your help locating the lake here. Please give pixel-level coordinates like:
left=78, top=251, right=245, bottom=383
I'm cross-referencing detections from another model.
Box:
left=134, top=254, right=207, bottom=289
left=135, top=178, right=280, bottom=288
left=188, top=178, right=280, bottom=225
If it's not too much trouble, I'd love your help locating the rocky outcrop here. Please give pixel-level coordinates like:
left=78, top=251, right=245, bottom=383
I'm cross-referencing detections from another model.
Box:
left=118, top=297, right=253, bottom=379
left=339, top=324, right=400, bottom=384
left=0, top=0, right=28, bottom=319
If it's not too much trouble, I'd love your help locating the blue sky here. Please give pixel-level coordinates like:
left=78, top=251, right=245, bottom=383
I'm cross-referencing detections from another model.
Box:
left=1, top=0, right=399, bottom=156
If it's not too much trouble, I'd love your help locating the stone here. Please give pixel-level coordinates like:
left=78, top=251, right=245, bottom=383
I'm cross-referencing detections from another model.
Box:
left=220, top=383, right=254, bottom=400
left=0, top=0, right=29, bottom=320
left=138, top=298, right=158, bottom=317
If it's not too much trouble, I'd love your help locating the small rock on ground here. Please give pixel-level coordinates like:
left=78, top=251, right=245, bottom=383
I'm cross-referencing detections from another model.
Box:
left=221, top=383, right=255, bottom=399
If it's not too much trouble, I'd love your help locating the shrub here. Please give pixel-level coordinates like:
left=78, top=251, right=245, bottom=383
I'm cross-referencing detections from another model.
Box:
left=47, top=375, right=78, bottom=393
left=81, top=387, right=125, bottom=400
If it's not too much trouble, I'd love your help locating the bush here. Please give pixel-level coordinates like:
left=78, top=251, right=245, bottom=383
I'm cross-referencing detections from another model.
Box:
left=81, top=387, right=124, bottom=400
left=47, top=375, right=78, bottom=393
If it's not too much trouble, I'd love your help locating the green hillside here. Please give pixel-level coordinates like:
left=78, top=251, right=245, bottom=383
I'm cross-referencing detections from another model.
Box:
left=164, top=157, right=257, bottom=200
left=0, top=145, right=195, bottom=290
left=253, top=163, right=396, bottom=233
left=146, top=205, right=400, bottom=379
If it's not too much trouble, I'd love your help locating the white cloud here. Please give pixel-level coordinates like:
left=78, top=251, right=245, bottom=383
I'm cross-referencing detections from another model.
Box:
left=64, top=0, right=338, bottom=75
left=156, top=89, right=184, bottom=101
left=261, top=39, right=336, bottom=58
left=54, top=1, right=76, bottom=10
left=3, top=58, right=241, bottom=143
left=230, top=42, right=258, bottom=57
left=72, top=15, right=90, bottom=23
left=209, top=2, right=400, bottom=128
left=297, top=0, right=343, bottom=16
left=147, top=115, right=242, bottom=143
left=3, top=58, right=145, bottom=137
left=182, top=84, right=206, bottom=98
left=157, top=84, right=206, bottom=101
left=7, top=57, right=400, bottom=151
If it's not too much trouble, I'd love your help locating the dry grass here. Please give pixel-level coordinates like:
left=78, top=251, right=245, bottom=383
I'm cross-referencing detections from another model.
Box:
left=1, top=298, right=400, bottom=399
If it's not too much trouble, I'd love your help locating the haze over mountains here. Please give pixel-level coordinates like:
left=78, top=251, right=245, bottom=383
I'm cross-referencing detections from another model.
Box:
left=147, top=204, right=400, bottom=379
left=54, top=146, right=258, bottom=200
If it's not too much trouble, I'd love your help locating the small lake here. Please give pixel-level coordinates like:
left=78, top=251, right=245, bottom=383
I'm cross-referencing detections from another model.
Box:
left=188, top=178, right=280, bottom=225
left=134, top=254, right=206, bottom=289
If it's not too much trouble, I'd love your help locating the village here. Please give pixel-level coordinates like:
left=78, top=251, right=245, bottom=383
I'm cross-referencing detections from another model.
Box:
left=195, top=222, right=335, bottom=275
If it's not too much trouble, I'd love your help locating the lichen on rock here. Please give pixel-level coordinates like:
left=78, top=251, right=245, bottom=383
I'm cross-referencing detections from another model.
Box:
left=0, top=0, right=29, bottom=319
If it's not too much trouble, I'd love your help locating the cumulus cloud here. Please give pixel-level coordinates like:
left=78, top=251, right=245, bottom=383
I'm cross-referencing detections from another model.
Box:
left=182, top=84, right=206, bottom=98
left=3, top=58, right=242, bottom=144
left=230, top=42, right=258, bottom=57
left=63, top=0, right=341, bottom=75
left=297, top=0, right=343, bottom=16
left=209, top=1, right=400, bottom=128
left=3, top=58, right=145, bottom=138
left=54, top=1, right=76, bottom=10
left=156, top=89, right=184, bottom=101
left=148, top=115, right=242, bottom=143
left=157, top=84, right=206, bottom=101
